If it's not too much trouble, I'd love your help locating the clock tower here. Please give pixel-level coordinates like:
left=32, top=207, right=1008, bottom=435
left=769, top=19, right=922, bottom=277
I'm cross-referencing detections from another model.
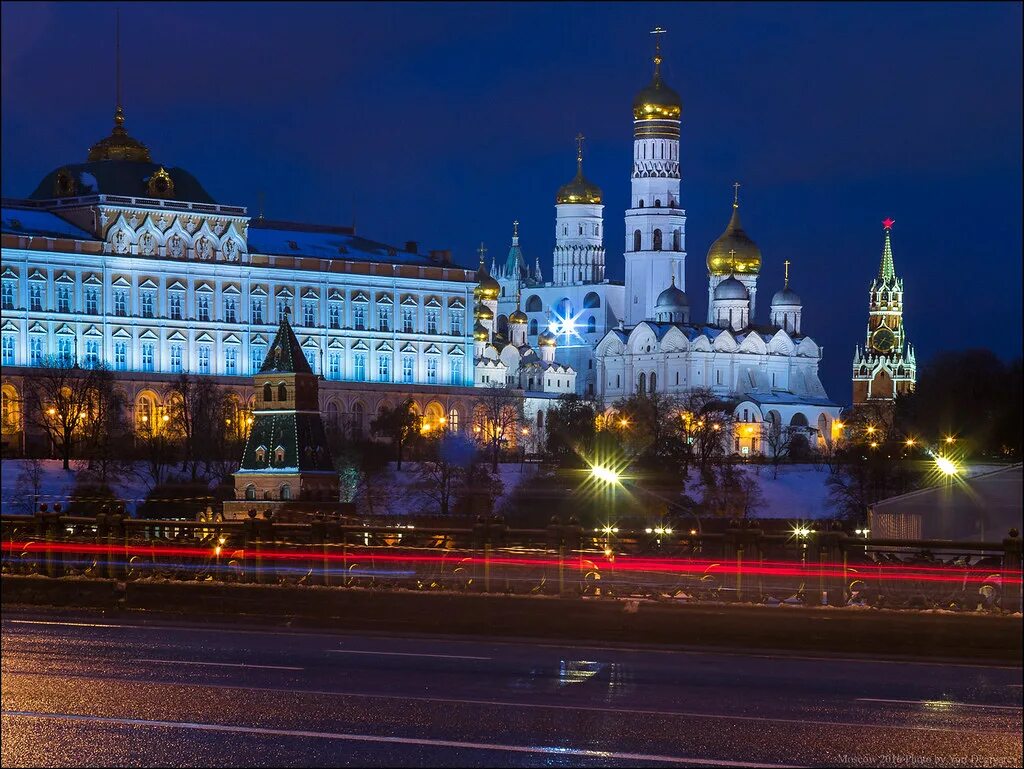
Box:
left=852, top=219, right=916, bottom=407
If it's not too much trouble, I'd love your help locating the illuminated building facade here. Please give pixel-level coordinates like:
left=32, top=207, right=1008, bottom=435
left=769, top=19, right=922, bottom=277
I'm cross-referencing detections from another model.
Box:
left=0, top=106, right=482, bottom=456
left=851, top=219, right=916, bottom=407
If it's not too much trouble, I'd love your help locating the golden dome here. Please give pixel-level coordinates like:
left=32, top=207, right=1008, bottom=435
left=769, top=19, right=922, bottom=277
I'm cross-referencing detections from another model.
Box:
left=473, top=255, right=500, bottom=300
left=87, top=106, right=152, bottom=163
left=474, top=303, right=494, bottom=320
left=509, top=308, right=528, bottom=325
left=706, top=201, right=762, bottom=276
left=473, top=321, right=489, bottom=341
left=538, top=329, right=557, bottom=347
left=556, top=136, right=602, bottom=204
left=633, top=38, right=681, bottom=121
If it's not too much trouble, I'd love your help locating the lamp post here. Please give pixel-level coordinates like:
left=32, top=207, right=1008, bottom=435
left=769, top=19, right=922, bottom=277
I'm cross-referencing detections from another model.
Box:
left=590, top=465, right=619, bottom=556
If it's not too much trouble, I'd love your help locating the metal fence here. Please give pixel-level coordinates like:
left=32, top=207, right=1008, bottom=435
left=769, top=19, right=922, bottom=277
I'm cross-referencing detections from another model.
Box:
left=2, top=511, right=1020, bottom=612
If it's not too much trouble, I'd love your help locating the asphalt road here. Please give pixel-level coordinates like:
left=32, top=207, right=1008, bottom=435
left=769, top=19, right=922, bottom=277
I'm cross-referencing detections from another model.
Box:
left=1, top=608, right=1021, bottom=768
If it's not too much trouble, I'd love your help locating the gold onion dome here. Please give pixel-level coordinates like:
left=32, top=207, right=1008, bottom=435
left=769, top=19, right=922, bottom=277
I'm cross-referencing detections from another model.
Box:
left=538, top=329, right=557, bottom=347
left=556, top=136, right=602, bottom=204
left=633, top=39, right=681, bottom=121
left=473, top=321, right=489, bottom=341
left=706, top=197, right=762, bottom=276
left=474, top=303, right=494, bottom=320
left=473, top=257, right=500, bottom=300
left=509, top=307, right=528, bottom=325
left=87, top=106, right=152, bottom=163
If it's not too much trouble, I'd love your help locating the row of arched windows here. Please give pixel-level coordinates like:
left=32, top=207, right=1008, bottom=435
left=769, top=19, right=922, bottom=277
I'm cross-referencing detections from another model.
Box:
left=632, top=229, right=682, bottom=253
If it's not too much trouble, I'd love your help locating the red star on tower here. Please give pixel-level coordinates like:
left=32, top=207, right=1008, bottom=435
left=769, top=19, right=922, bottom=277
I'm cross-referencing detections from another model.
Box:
left=882, top=217, right=895, bottom=230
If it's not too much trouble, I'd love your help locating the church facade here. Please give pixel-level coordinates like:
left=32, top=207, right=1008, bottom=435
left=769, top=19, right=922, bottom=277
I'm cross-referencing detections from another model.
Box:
left=592, top=34, right=842, bottom=455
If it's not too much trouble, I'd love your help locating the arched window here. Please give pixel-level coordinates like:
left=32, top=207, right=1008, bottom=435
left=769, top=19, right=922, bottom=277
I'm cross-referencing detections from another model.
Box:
left=633, top=230, right=642, bottom=252
left=525, top=295, right=543, bottom=312
left=655, top=199, right=662, bottom=208
left=263, top=383, right=272, bottom=402
left=277, top=383, right=287, bottom=401
left=529, top=319, right=538, bottom=335
left=255, top=447, right=266, bottom=464
left=448, top=408, right=459, bottom=432
left=586, top=316, right=596, bottom=334
left=275, top=446, right=285, bottom=464
left=649, top=372, right=657, bottom=393
left=637, top=372, right=646, bottom=394
left=280, top=484, right=292, bottom=501
left=790, top=413, right=809, bottom=428
left=245, top=484, right=256, bottom=500
left=497, top=315, right=508, bottom=335
left=653, top=229, right=663, bottom=251
left=578, top=225, right=583, bottom=235
left=537, top=410, right=544, bottom=429
left=583, top=292, right=600, bottom=308
left=135, top=394, right=156, bottom=432
left=673, top=229, right=682, bottom=251
left=351, top=402, right=365, bottom=439
left=326, top=401, right=340, bottom=432
left=556, top=298, right=572, bottom=318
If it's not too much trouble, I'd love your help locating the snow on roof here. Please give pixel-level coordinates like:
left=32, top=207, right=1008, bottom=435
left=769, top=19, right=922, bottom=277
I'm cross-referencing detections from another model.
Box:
left=746, top=392, right=839, bottom=408
left=1, top=206, right=99, bottom=240
left=247, top=219, right=464, bottom=269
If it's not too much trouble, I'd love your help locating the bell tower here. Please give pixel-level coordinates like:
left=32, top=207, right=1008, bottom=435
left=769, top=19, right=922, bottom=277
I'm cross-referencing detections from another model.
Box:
left=624, top=28, right=687, bottom=325
left=852, top=218, right=916, bottom=406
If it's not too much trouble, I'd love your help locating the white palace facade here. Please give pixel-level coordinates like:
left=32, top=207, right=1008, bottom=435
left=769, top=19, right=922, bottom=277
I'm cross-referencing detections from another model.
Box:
left=1, top=105, right=493, bottom=456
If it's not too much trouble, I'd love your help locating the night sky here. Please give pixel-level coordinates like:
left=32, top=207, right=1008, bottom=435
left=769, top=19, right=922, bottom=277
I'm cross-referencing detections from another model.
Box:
left=2, top=2, right=1021, bottom=403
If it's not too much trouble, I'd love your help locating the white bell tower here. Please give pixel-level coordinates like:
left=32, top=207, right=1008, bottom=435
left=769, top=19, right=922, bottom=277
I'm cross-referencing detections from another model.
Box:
left=624, top=28, right=687, bottom=325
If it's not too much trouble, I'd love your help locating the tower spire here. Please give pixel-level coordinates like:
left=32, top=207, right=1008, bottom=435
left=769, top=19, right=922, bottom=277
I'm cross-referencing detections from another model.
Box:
left=733, top=181, right=741, bottom=209
left=784, top=259, right=791, bottom=289
left=879, top=218, right=896, bottom=282
left=512, top=219, right=519, bottom=245
left=650, top=26, right=666, bottom=76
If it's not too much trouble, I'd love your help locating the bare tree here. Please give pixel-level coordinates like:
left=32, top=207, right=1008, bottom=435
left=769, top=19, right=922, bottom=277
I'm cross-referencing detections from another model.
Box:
left=764, top=417, right=793, bottom=479
left=472, top=385, right=525, bottom=472
left=163, top=374, right=226, bottom=482
left=13, top=458, right=45, bottom=515
left=21, top=357, right=118, bottom=470
left=371, top=397, right=421, bottom=470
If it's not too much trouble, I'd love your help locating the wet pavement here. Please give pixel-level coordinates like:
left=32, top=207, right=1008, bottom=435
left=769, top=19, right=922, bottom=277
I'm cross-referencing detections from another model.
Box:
left=1, top=608, right=1021, bottom=767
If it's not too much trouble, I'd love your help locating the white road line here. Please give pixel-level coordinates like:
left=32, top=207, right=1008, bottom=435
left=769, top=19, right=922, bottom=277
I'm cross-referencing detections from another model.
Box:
left=5, top=670, right=1014, bottom=735
left=133, top=659, right=303, bottom=671
left=328, top=649, right=491, bottom=660
left=0, top=710, right=796, bottom=768
left=856, top=697, right=1023, bottom=711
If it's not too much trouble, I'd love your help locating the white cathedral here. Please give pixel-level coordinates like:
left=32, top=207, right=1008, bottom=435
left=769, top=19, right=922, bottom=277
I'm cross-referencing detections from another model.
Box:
left=482, top=32, right=841, bottom=454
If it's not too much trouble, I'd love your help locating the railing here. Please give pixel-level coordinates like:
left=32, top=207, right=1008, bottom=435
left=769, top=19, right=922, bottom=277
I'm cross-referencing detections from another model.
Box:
left=2, top=513, right=1020, bottom=612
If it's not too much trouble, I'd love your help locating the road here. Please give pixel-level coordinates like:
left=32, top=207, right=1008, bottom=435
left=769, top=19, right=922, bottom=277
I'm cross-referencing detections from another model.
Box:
left=1, top=608, right=1020, bottom=768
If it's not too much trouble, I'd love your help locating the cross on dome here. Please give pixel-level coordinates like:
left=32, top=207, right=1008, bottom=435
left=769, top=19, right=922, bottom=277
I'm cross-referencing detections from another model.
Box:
left=477, top=242, right=487, bottom=264
left=784, top=259, right=791, bottom=288
left=733, top=181, right=741, bottom=207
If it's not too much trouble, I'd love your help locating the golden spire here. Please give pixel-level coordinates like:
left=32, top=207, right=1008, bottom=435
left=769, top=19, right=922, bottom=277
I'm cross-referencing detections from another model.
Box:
left=784, top=259, right=791, bottom=289
left=86, top=6, right=151, bottom=163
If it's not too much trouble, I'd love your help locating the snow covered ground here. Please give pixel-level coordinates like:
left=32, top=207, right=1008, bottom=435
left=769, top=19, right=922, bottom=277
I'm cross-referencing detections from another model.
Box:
left=1, top=459, right=1008, bottom=520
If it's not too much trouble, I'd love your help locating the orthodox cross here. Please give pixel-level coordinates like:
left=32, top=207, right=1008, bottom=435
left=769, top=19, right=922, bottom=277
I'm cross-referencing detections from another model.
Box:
left=784, top=259, right=791, bottom=289
left=257, top=191, right=265, bottom=220
left=477, top=242, right=487, bottom=265
left=513, top=220, right=519, bottom=239
left=733, top=181, right=741, bottom=206
left=651, top=27, right=666, bottom=71
left=575, top=133, right=585, bottom=169
left=728, top=248, right=737, bottom=274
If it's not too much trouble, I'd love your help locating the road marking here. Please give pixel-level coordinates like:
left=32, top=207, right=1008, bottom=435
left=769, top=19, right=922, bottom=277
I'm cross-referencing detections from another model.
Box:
left=328, top=649, right=491, bottom=661
left=6, top=617, right=1020, bottom=671
left=4, top=670, right=1015, bottom=735
left=132, top=659, right=303, bottom=671
left=0, top=711, right=796, bottom=768
left=856, top=698, right=1023, bottom=711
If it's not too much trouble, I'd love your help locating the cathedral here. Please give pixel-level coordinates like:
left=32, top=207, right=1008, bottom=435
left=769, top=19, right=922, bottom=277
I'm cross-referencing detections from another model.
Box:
left=585, top=33, right=842, bottom=453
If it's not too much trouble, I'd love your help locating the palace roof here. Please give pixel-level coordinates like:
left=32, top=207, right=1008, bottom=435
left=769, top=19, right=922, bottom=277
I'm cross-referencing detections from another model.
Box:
left=1, top=205, right=99, bottom=240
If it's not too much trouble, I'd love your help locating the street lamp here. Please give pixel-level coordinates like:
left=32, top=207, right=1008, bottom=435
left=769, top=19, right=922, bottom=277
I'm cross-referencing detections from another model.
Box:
left=935, top=455, right=958, bottom=476
left=590, top=465, right=620, bottom=485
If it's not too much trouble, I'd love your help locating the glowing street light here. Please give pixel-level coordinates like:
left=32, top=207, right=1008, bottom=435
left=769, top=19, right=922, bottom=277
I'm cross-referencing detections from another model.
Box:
left=591, top=465, right=620, bottom=485
left=935, top=455, right=958, bottom=476
left=905, top=438, right=916, bottom=447
left=944, top=435, right=956, bottom=445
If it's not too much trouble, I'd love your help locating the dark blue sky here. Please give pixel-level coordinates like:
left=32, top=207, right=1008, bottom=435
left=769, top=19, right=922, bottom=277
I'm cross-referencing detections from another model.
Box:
left=2, top=2, right=1021, bottom=402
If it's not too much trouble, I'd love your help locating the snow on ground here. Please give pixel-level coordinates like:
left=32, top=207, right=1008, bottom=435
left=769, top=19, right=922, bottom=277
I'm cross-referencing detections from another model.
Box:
left=3, top=459, right=1008, bottom=520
